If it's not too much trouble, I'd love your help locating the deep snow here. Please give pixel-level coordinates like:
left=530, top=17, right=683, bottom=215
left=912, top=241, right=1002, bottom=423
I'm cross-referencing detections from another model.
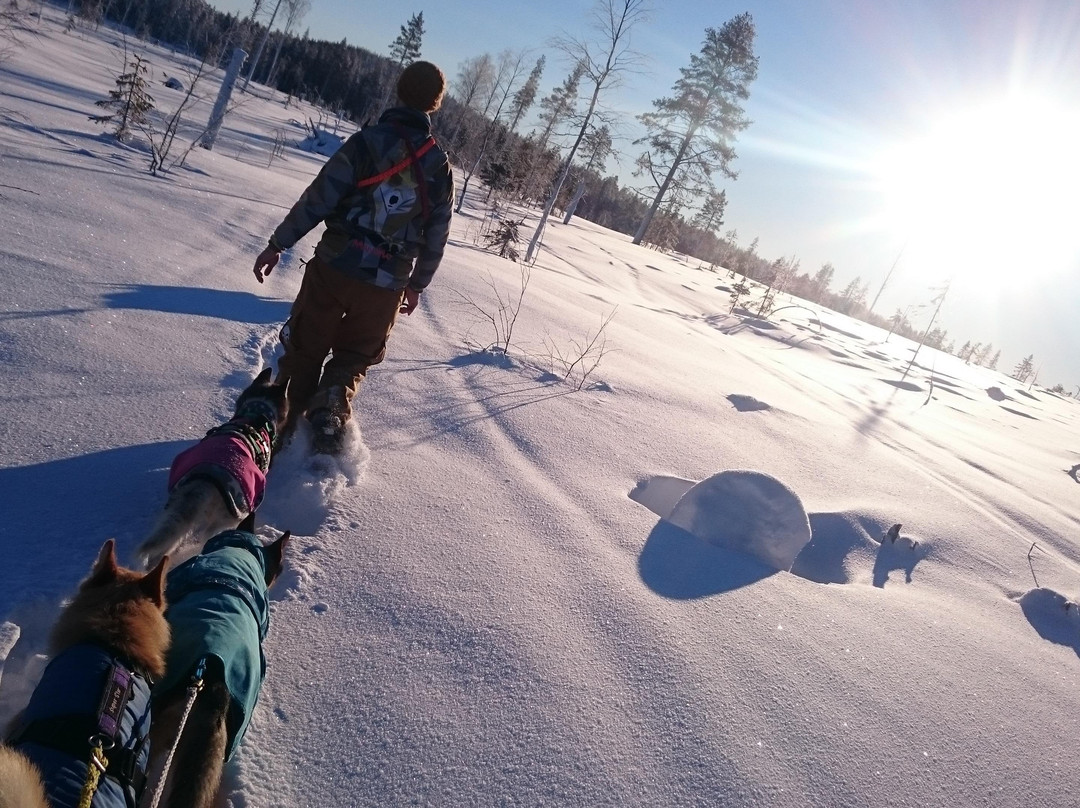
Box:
left=2, top=10, right=1080, bottom=807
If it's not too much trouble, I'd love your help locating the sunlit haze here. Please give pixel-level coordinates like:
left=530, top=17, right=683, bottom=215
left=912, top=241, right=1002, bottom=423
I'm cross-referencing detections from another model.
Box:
left=873, top=94, right=1080, bottom=289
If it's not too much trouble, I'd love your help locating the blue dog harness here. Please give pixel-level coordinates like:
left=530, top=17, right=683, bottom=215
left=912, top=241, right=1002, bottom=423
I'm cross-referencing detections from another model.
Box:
left=7, top=644, right=153, bottom=808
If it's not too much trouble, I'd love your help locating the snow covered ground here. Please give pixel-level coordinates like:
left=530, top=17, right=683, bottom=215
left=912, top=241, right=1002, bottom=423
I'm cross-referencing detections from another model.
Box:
left=3, top=10, right=1080, bottom=807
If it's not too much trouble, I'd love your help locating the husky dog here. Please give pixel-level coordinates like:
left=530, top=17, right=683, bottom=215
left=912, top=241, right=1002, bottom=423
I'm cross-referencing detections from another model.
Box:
left=137, top=368, right=289, bottom=569
left=144, top=518, right=289, bottom=808
left=1, top=541, right=169, bottom=808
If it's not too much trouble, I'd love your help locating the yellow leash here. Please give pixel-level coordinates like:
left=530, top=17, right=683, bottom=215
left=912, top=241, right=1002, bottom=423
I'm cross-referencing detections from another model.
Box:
left=77, top=739, right=110, bottom=808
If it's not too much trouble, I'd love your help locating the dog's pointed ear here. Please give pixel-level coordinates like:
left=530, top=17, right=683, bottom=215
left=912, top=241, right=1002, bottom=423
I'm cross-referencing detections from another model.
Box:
left=140, top=555, right=169, bottom=608
left=88, top=539, right=120, bottom=585
left=239, top=510, right=257, bottom=533
left=255, top=367, right=273, bottom=385
left=264, top=531, right=291, bottom=585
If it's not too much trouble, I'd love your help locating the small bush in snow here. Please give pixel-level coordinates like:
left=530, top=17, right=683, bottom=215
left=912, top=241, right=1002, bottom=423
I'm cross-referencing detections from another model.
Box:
left=482, top=218, right=524, bottom=262
left=90, top=51, right=154, bottom=142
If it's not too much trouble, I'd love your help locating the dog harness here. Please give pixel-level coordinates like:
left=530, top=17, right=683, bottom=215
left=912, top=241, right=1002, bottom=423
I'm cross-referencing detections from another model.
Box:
left=156, top=530, right=273, bottom=760
left=7, top=644, right=154, bottom=808
left=167, top=408, right=275, bottom=517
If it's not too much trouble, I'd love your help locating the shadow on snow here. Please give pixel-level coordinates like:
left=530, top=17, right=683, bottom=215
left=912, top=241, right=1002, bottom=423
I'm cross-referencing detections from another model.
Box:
left=100, top=283, right=291, bottom=324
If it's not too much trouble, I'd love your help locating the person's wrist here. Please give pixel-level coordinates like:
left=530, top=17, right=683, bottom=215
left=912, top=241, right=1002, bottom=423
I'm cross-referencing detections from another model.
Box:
left=267, top=236, right=285, bottom=252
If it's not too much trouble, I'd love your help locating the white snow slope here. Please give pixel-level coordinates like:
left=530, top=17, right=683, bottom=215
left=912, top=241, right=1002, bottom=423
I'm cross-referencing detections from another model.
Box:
left=2, top=10, right=1080, bottom=807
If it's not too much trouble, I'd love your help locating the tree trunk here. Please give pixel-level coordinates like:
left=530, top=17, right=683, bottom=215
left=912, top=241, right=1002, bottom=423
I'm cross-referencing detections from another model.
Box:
left=632, top=125, right=696, bottom=244
left=524, top=85, right=599, bottom=264
left=562, top=178, right=586, bottom=224
left=266, top=31, right=286, bottom=85
left=242, top=0, right=283, bottom=93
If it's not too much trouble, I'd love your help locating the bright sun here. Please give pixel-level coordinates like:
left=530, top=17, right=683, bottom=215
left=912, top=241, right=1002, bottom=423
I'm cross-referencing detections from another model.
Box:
left=874, top=94, right=1080, bottom=289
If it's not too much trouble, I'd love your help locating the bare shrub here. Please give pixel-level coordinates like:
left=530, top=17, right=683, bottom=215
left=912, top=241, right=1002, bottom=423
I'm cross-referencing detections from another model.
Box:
left=540, top=309, right=616, bottom=390
left=455, top=264, right=531, bottom=354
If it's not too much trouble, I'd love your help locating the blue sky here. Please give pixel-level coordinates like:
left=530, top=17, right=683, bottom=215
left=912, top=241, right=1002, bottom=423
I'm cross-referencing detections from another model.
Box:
left=210, top=0, right=1080, bottom=386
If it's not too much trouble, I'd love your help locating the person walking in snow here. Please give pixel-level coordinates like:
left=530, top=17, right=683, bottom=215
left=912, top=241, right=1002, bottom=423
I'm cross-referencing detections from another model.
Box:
left=253, top=60, right=453, bottom=452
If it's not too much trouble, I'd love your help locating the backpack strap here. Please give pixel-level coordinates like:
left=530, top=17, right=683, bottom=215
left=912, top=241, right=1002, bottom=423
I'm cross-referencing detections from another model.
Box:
left=356, top=134, right=436, bottom=191
left=391, top=123, right=433, bottom=221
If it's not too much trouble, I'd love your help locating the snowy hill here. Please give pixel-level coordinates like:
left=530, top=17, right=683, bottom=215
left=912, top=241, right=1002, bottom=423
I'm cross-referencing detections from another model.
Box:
left=2, top=10, right=1080, bottom=807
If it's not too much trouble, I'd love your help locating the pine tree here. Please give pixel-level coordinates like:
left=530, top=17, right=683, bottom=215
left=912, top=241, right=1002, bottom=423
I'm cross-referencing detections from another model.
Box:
left=1012, top=354, right=1035, bottom=382
left=389, top=11, right=424, bottom=66
left=691, top=189, right=727, bottom=233
left=578, top=125, right=613, bottom=174
left=988, top=349, right=1001, bottom=370
left=925, top=327, right=947, bottom=350
left=886, top=307, right=907, bottom=341
left=483, top=218, right=523, bottom=262
left=89, top=52, right=154, bottom=142
left=507, top=55, right=544, bottom=134
left=812, top=262, right=835, bottom=301
left=633, top=14, right=758, bottom=244
left=689, top=190, right=726, bottom=268
left=839, top=276, right=863, bottom=305
left=380, top=12, right=424, bottom=112
left=534, top=61, right=584, bottom=152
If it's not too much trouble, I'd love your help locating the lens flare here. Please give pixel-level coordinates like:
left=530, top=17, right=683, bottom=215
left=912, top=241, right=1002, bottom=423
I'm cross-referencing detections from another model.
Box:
left=874, top=94, right=1080, bottom=286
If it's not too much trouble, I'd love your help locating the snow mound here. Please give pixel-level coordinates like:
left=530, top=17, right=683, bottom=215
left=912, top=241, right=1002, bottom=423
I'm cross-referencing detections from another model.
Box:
left=296, top=128, right=345, bottom=156
left=667, top=470, right=811, bottom=571
left=629, top=474, right=695, bottom=518
left=1019, top=587, right=1080, bottom=653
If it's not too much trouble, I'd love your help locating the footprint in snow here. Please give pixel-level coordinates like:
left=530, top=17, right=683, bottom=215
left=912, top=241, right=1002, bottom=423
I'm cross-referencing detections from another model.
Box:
left=260, top=421, right=370, bottom=537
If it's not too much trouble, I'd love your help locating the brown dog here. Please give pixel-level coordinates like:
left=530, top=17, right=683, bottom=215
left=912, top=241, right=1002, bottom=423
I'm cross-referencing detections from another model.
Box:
left=137, top=368, right=289, bottom=570
left=143, top=518, right=288, bottom=808
left=1, top=541, right=169, bottom=808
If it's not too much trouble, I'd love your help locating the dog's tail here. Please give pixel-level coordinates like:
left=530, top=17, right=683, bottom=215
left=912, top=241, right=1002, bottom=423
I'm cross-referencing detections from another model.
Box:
left=0, top=745, right=49, bottom=808
left=138, top=484, right=233, bottom=570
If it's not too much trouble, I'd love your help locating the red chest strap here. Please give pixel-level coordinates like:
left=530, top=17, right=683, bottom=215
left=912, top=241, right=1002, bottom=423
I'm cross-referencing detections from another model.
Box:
left=356, top=135, right=436, bottom=189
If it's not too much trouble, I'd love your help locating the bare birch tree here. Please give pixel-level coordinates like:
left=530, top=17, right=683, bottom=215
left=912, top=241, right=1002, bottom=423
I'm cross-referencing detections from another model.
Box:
left=455, top=49, right=531, bottom=212
left=524, top=0, right=649, bottom=264
left=242, top=0, right=284, bottom=92
left=446, top=53, right=495, bottom=144
left=265, top=0, right=311, bottom=86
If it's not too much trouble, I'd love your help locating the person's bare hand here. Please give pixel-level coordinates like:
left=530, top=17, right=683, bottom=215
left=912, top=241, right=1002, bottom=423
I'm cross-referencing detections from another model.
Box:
left=253, top=247, right=280, bottom=283
left=400, top=286, right=420, bottom=315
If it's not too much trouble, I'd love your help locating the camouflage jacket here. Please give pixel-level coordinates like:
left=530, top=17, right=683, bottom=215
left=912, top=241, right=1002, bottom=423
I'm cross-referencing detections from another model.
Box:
left=271, top=107, right=453, bottom=291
